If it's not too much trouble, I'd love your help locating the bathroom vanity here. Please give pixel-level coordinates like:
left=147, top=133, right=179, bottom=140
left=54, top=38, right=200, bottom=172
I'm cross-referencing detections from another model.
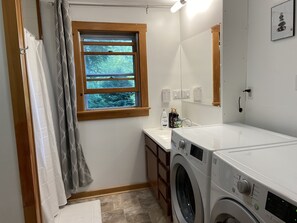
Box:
left=143, top=128, right=172, bottom=219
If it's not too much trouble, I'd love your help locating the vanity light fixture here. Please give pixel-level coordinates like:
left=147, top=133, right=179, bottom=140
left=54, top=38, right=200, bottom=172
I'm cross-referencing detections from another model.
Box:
left=170, top=0, right=187, bottom=13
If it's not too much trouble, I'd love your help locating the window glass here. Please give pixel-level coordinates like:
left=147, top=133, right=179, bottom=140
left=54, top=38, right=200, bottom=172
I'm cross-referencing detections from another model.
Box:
left=84, top=93, right=137, bottom=109
left=84, top=55, right=134, bottom=76
left=82, top=34, right=134, bottom=43
left=83, top=45, right=133, bottom=53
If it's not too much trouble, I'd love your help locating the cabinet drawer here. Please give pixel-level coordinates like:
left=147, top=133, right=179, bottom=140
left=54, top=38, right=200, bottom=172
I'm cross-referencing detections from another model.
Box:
left=145, top=147, right=158, bottom=199
left=159, top=163, right=170, bottom=182
left=145, top=135, right=157, bottom=155
left=159, top=178, right=170, bottom=200
left=158, top=147, right=170, bottom=166
left=159, top=193, right=171, bottom=216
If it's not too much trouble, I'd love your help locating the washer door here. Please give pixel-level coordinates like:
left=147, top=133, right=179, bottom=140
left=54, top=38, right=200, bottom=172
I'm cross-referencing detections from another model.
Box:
left=210, top=199, right=260, bottom=223
left=171, top=155, right=204, bottom=223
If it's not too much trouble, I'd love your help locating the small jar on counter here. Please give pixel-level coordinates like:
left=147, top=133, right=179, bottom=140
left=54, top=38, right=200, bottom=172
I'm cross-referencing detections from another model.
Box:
left=169, top=108, right=179, bottom=128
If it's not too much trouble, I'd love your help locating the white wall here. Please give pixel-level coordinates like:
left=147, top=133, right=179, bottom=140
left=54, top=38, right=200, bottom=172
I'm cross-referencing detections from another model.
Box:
left=245, top=0, right=297, bottom=136
left=221, top=0, right=248, bottom=123
left=179, top=0, right=223, bottom=124
left=0, top=1, right=25, bottom=222
left=180, top=0, right=222, bottom=41
left=41, top=5, right=181, bottom=190
left=181, top=101, right=222, bottom=125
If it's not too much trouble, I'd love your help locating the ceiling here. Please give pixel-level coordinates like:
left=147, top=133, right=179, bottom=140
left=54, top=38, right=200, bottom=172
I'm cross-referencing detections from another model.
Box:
left=69, top=0, right=176, bottom=6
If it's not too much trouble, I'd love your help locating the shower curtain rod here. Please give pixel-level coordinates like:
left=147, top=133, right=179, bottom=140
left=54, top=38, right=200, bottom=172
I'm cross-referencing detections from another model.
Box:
left=48, top=1, right=171, bottom=9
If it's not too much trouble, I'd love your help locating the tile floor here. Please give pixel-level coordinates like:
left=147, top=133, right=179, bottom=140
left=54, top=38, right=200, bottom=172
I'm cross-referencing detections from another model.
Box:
left=100, top=188, right=168, bottom=223
left=70, top=188, right=168, bottom=223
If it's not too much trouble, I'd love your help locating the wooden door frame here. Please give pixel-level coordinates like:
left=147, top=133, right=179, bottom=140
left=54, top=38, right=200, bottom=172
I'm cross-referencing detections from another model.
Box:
left=2, top=0, right=42, bottom=222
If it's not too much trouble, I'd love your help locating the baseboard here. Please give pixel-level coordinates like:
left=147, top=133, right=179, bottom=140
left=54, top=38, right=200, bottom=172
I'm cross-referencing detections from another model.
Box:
left=68, top=182, right=150, bottom=202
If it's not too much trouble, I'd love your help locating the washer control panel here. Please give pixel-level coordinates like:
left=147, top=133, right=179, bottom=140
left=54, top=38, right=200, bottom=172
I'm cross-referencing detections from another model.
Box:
left=171, top=130, right=210, bottom=175
left=178, top=139, right=186, bottom=150
left=212, top=154, right=297, bottom=223
left=265, top=191, right=297, bottom=223
left=237, top=179, right=251, bottom=194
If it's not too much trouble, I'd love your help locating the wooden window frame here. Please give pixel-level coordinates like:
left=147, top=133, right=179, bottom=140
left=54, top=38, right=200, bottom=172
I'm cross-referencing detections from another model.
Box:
left=212, top=24, right=221, bottom=107
left=72, top=21, right=150, bottom=121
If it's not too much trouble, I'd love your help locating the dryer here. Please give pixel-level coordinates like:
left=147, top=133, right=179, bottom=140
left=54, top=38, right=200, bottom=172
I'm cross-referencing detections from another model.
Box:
left=170, top=123, right=297, bottom=223
left=210, top=142, right=297, bottom=223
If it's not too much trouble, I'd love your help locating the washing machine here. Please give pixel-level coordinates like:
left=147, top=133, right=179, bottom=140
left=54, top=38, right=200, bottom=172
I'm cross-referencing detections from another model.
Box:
left=170, top=123, right=297, bottom=223
left=210, top=142, right=297, bottom=223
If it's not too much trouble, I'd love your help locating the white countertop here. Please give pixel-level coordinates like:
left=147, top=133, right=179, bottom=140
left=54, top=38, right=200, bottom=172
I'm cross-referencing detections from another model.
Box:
left=143, top=128, right=172, bottom=152
left=173, top=123, right=296, bottom=151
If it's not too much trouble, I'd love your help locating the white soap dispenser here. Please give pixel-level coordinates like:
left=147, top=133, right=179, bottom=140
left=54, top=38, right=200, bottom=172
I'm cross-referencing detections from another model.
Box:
left=160, top=109, right=168, bottom=129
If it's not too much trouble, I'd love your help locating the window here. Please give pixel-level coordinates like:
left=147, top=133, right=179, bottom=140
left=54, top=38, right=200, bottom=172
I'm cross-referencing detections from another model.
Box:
left=72, top=22, right=149, bottom=120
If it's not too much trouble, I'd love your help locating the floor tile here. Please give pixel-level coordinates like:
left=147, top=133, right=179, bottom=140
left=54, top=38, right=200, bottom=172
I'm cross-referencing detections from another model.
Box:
left=67, top=188, right=169, bottom=223
left=102, top=209, right=127, bottom=223
left=100, top=188, right=168, bottom=223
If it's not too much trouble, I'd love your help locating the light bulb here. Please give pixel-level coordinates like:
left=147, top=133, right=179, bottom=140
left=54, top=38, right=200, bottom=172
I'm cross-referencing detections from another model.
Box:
left=170, top=0, right=187, bottom=13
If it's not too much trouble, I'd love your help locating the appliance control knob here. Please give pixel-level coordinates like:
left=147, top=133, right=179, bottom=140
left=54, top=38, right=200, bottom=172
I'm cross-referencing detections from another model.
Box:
left=237, top=179, right=251, bottom=194
left=179, top=140, right=186, bottom=149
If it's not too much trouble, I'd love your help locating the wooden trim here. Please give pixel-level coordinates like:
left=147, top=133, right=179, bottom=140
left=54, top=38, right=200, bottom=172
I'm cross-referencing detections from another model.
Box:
left=212, top=102, right=220, bottom=106
left=82, top=42, right=135, bottom=46
left=78, top=107, right=150, bottom=121
left=211, top=24, right=221, bottom=107
left=87, top=77, right=135, bottom=81
left=211, top=24, right=220, bottom=33
left=138, top=29, right=148, bottom=107
left=81, top=38, right=88, bottom=104
left=2, top=0, right=42, bottom=222
left=36, top=0, right=43, bottom=39
left=82, top=52, right=136, bottom=56
left=73, top=21, right=149, bottom=118
left=68, top=183, right=149, bottom=202
left=73, top=22, right=85, bottom=111
left=72, top=21, right=147, bottom=32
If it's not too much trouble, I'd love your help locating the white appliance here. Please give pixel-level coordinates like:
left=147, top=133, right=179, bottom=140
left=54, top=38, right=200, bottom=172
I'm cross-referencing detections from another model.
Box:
left=170, top=123, right=297, bottom=223
left=210, top=143, right=297, bottom=223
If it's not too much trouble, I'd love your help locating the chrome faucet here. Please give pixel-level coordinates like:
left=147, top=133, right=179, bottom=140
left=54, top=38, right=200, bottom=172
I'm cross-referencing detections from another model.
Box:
left=181, top=118, right=192, bottom=127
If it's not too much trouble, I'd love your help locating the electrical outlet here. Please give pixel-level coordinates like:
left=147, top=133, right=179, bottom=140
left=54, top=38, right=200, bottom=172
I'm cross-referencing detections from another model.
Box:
left=161, top=89, right=171, bottom=103
left=173, top=90, right=182, bottom=99
left=181, top=89, right=190, bottom=99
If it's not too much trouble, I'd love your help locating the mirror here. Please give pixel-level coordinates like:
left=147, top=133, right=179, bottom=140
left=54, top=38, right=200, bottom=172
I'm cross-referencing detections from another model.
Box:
left=180, top=24, right=221, bottom=106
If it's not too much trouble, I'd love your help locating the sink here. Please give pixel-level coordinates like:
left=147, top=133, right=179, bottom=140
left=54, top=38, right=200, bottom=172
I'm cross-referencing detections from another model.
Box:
left=159, top=134, right=171, bottom=141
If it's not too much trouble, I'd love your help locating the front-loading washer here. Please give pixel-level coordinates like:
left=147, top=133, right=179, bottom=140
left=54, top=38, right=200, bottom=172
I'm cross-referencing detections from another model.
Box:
left=170, top=123, right=297, bottom=223
left=210, top=142, right=297, bottom=223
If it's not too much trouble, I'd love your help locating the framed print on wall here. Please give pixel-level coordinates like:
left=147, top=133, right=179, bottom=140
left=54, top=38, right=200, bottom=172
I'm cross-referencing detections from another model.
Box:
left=271, top=0, right=295, bottom=41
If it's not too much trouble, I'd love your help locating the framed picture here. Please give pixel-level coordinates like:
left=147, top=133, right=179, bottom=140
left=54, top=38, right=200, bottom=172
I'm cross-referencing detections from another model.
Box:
left=271, top=0, right=295, bottom=41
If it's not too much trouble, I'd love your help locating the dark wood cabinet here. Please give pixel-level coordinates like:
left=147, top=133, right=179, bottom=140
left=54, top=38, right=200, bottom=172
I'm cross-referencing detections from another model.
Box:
left=145, top=134, right=171, bottom=218
left=145, top=144, right=158, bottom=198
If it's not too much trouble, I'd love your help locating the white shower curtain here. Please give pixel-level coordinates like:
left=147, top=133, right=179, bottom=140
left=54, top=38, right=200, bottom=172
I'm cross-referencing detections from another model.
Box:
left=25, top=30, right=67, bottom=223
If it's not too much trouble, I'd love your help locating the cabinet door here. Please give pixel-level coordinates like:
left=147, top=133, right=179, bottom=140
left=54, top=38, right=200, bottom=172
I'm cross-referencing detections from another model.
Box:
left=145, top=146, right=158, bottom=199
